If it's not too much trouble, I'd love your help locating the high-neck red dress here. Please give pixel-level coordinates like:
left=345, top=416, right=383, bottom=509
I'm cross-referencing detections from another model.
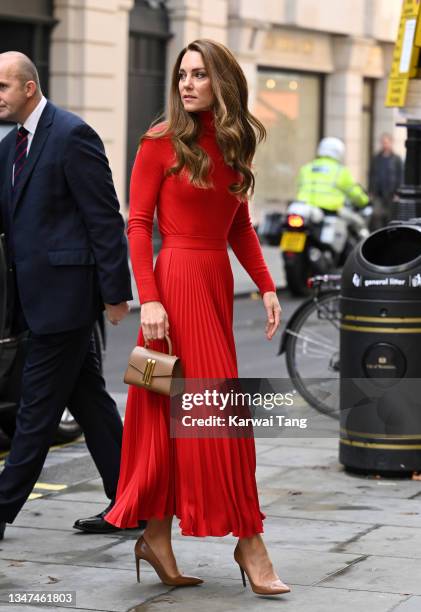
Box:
left=105, top=111, right=276, bottom=537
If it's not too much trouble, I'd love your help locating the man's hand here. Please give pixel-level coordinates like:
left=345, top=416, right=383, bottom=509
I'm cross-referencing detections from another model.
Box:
left=105, top=302, right=130, bottom=325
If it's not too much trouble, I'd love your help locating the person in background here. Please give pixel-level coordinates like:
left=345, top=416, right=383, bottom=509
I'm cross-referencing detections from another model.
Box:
left=297, top=137, right=369, bottom=213
left=369, top=133, right=403, bottom=230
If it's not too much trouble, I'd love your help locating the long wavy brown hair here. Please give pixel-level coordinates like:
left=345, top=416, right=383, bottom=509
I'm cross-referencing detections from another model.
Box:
left=142, top=39, right=266, bottom=198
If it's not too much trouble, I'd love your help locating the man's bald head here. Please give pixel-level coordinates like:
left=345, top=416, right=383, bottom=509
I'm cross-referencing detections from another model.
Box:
left=0, top=51, right=42, bottom=123
left=0, top=51, right=41, bottom=91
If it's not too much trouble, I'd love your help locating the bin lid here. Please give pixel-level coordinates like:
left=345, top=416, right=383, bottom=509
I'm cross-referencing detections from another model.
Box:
left=360, top=225, right=421, bottom=272
left=341, top=224, right=421, bottom=298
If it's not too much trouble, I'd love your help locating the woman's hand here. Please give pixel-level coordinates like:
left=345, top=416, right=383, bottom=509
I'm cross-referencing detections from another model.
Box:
left=140, top=301, right=170, bottom=341
left=262, top=291, right=282, bottom=340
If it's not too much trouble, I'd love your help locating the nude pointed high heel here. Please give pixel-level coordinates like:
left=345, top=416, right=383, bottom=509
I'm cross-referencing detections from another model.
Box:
left=134, top=535, right=203, bottom=587
left=234, top=544, right=291, bottom=596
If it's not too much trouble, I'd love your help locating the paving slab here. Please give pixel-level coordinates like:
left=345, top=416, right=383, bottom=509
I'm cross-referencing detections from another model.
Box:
left=392, top=596, right=421, bottom=611
left=261, top=437, right=339, bottom=449
left=341, top=524, right=421, bottom=559
left=246, top=515, right=377, bottom=552
left=128, top=583, right=405, bottom=612
left=263, top=490, right=421, bottom=528
left=12, top=500, right=109, bottom=531
left=260, top=465, right=421, bottom=500
left=50, top=479, right=111, bottom=505
left=0, top=526, right=140, bottom=570
left=257, top=444, right=340, bottom=468
left=159, top=514, right=375, bottom=556
left=0, top=608, right=96, bottom=612
left=255, top=464, right=289, bottom=484
left=0, top=560, right=171, bottom=612
left=254, top=437, right=282, bottom=448
left=319, top=554, right=421, bottom=595
left=115, top=539, right=362, bottom=587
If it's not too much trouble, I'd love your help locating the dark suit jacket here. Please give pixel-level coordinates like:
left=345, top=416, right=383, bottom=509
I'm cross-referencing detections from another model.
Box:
left=368, top=152, right=403, bottom=199
left=0, top=101, right=132, bottom=334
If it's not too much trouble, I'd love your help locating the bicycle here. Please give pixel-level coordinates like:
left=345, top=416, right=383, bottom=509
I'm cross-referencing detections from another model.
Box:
left=278, top=275, right=341, bottom=419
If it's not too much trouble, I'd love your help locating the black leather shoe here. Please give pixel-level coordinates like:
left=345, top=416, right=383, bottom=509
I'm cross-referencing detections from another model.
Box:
left=0, top=521, right=5, bottom=540
left=73, top=507, right=147, bottom=533
left=73, top=509, right=120, bottom=533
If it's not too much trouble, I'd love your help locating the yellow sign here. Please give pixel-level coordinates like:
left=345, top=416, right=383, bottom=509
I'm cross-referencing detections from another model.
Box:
left=386, top=78, right=410, bottom=107
left=386, top=0, right=421, bottom=107
left=390, top=0, right=420, bottom=77
left=402, top=0, right=421, bottom=17
left=416, top=9, right=421, bottom=45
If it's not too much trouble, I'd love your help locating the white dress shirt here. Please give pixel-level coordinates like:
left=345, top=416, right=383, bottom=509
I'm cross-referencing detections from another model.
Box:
left=13, top=95, right=48, bottom=185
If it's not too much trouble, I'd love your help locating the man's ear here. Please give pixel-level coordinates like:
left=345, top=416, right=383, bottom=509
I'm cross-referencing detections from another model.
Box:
left=25, top=81, right=38, bottom=99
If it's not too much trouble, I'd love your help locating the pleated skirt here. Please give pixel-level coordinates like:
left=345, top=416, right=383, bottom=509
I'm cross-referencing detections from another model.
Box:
left=105, top=237, right=265, bottom=537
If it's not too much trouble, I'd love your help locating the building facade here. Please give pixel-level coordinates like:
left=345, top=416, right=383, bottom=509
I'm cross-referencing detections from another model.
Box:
left=0, top=0, right=403, bottom=216
left=167, top=0, right=403, bottom=218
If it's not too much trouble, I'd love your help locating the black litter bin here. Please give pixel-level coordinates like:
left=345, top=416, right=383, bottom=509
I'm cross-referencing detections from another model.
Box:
left=340, top=223, right=421, bottom=473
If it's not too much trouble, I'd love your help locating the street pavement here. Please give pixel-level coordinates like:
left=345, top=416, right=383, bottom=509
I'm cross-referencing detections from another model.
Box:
left=2, top=427, right=421, bottom=612
left=2, top=254, right=421, bottom=611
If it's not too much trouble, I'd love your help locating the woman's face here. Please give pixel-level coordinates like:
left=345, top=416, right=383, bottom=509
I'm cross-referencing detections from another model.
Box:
left=178, top=50, right=214, bottom=113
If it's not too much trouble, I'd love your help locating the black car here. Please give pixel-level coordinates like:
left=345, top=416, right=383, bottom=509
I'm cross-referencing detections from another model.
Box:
left=0, top=234, right=105, bottom=444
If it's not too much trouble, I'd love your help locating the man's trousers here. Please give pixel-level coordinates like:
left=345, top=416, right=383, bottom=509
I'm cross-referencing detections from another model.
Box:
left=0, top=324, right=123, bottom=522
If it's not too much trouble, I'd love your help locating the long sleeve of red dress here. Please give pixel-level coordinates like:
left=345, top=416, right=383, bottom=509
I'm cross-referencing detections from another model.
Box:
left=227, top=201, right=276, bottom=294
left=128, top=112, right=275, bottom=304
left=127, top=138, right=164, bottom=304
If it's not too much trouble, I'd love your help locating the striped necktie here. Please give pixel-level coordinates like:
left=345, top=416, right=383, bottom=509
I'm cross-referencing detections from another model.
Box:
left=13, top=126, right=29, bottom=190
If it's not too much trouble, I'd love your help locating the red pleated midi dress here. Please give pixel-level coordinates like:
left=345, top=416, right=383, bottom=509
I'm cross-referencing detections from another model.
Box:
left=105, top=111, right=276, bottom=537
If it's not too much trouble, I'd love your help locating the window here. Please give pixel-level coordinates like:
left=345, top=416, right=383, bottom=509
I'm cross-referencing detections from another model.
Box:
left=127, top=0, right=170, bottom=199
left=253, top=70, right=322, bottom=215
left=0, top=17, right=54, bottom=135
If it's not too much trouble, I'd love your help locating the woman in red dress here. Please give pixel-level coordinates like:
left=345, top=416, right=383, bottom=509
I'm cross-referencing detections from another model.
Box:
left=105, top=39, right=290, bottom=596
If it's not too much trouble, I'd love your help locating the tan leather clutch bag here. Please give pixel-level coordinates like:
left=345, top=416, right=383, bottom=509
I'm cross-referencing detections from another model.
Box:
left=124, top=335, right=183, bottom=396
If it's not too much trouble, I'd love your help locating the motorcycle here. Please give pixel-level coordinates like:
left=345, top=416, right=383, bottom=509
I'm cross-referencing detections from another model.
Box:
left=279, top=201, right=371, bottom=296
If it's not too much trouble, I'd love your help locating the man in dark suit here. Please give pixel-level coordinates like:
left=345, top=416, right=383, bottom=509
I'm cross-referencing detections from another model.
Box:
left=369, top=133, right=403, bottom=230
left=0, top=51, right=132, bottom=539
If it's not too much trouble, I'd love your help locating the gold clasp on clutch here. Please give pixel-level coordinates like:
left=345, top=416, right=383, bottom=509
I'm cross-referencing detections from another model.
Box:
left=142, top=358, right=156, bottom=386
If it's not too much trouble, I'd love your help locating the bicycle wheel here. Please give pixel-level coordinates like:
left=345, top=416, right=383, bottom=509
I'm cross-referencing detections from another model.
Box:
left=285, top=290, right=340, bottom=419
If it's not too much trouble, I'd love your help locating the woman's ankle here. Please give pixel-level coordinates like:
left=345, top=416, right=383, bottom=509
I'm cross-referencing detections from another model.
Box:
left=238, top=534, right=265, bottom=551
left=144, top=528, right=171, bottom=542
left=143, top=516, right=173, bottom=537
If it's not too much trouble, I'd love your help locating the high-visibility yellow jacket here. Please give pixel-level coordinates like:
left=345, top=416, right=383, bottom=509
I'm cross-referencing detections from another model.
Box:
left=297, top=157, right=369, bottom=211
